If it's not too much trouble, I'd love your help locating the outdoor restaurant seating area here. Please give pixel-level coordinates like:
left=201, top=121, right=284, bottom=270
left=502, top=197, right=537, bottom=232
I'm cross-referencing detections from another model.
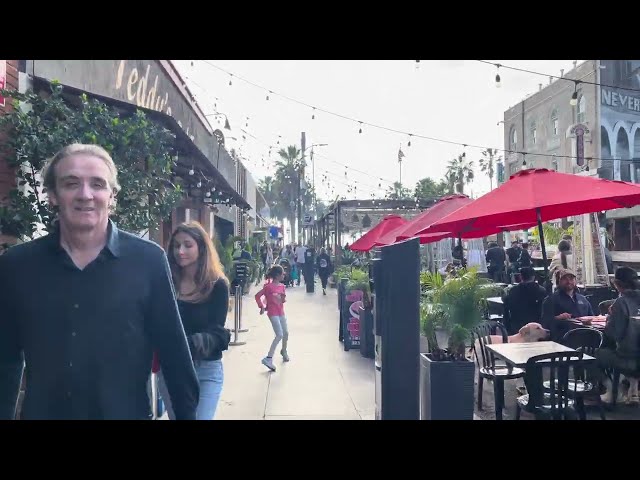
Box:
left=333, top=168, right=640, bottom=420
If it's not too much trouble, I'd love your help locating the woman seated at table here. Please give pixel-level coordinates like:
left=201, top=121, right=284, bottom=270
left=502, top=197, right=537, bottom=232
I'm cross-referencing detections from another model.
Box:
left=597, top=266, right=640, bottom=404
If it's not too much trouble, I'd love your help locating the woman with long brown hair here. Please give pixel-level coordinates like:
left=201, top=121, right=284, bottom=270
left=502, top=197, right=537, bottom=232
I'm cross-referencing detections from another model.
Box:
left=158, top=221, right=230, bottom=420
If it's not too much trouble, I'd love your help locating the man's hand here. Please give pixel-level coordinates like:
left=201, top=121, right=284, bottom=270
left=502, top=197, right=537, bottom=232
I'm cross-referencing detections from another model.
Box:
left=555, top=312, right=572, bottom=320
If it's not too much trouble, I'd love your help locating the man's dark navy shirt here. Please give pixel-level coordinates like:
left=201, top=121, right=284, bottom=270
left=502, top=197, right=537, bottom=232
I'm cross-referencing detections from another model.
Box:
left=0, top=221, right=199, bottom=420
left=542, top=289, right=594, bottom=333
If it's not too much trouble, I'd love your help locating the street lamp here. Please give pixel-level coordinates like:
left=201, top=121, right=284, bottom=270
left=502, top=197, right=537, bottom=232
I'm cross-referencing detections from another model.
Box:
left=205, top=112, right=231, bottom=130
left=302, top=143, right=328, bottom=218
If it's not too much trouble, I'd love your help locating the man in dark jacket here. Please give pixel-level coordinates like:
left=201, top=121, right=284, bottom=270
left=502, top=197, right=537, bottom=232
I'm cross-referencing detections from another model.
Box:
left=316, top=248, right=333, bottom=295
left=485, top=242, right=506, bottom=283
left=502, top=267, right=548, bottom=335
left=0, top=144, right=199, bottom=420
left=541, top=268, right=594, bottom=341
left=597, top=266, right=640, bottom=403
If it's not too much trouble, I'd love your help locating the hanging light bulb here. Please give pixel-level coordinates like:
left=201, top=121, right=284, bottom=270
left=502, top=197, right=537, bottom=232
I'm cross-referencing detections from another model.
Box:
left=190, top=61, right=194, bottom=67
left=570, top=81, right=579, bottom=106
left=205, top=191, right=211, bottom=198
left=415, top=60, right=420, bottom=70
left=266, top=91, right=271, bottom=101
left=358, top=122, right=363, bottom=134
left=188, top=167, right=195, bottom=176
left=408, top=134, right=412, bottom=147
left=312, top=107, right=316, bottom=120
left=495, top=64, right=501, bottom=88
left=522, top=154, right=527, bottom=168
left=196, top=181, right=202, bottom=188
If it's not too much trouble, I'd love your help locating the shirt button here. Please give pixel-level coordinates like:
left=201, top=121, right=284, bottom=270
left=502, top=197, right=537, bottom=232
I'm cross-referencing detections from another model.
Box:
left=73, top=304, right=79, bottom=309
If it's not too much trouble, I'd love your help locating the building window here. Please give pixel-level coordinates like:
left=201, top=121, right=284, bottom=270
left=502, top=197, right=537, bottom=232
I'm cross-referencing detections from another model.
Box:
left=551, top=109, right=559, bottom=136
left=510, top=126, right=517, bottom=149
left=530, top=121, right=537, bottom=145
left=577, top=95, right=586, bottom=123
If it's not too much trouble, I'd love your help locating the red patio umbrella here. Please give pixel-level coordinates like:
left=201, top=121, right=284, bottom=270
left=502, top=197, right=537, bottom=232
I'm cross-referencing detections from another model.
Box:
left=423, top=168, right=640, bottom=275
left=349, top=215, right=407, bottom=252
left=373, top=194, right=472, bottom=246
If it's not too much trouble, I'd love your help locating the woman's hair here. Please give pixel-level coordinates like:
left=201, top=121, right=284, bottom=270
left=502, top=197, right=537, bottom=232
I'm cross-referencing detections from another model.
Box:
left=557, top=239, right=572, bottom=269
left=266, top=264, right=284, bottom=280
left=614, top=266, right=640, bottom=291
left=167, top=221, right=228, bottom=302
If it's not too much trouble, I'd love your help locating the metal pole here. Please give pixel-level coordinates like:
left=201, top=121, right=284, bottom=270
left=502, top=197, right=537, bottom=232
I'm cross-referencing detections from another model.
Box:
left=151, top=372, right=158, bottom=419
left=537, top=208, right=552, bottom=293
left=229, top=285, right=246, bottom=346
left=238, top=282, right=248, bottom=333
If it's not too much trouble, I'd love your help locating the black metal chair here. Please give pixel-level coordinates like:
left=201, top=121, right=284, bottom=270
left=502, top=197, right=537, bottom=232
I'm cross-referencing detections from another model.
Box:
left=516, top=351, right=583, bottom=420
left=598, top=299, right=615, bottom=316
left=549, top=328, right=606, bottom=420
left=471, top=321, right=524, bottom=420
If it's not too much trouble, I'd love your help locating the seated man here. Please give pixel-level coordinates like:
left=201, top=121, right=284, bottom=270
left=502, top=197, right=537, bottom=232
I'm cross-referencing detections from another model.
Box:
left=541, top=269, right=594, bottom=341
left=596, top=267, right=640, bottom=404
left=502, top=267, right=548, bottom=335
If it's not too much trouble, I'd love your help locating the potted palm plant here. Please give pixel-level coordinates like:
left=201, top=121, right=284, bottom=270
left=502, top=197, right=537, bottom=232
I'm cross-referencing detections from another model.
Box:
left=419, top=267, right=502, bottom=420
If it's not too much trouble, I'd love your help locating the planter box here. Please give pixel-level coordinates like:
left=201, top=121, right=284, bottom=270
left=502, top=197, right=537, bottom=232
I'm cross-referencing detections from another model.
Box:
left=420, top=353, right=475, bottom=420
left=419, top=329, right=449, bottom=354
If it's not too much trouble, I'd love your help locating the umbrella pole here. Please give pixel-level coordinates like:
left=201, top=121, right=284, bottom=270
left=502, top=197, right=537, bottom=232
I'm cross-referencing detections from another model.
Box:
left=537, top=208, right=551, bottom=293
left=458, top=234, right=466, bottom=268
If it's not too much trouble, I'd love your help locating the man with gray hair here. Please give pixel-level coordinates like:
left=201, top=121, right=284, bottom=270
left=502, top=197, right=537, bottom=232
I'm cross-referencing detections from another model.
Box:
left=0, top=143, right=199, bottom=420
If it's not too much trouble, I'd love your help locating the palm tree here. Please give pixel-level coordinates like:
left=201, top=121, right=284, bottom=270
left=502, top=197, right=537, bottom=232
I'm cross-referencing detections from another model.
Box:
left=479, top=148, right=501, bottom=191
left=385, top=181, right=412, bottom=200
left=446, top=154, right=475, bottom=194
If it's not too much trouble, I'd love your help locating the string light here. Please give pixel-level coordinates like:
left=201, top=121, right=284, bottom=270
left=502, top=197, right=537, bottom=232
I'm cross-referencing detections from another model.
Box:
left=266, top=91, right=271, bottom=100
left=188, top=167, right=195, bottom=176
left=570, top=81, right=579, bottom=106
left=358, top=122, right=363, bottom=134
left=196, top=181, right=202, bottom=188
left=229, top=74, right=233, bottom=86
left=415, top=60, right=420, bottom=71
left=205, top=191, right=211, bottom=197
left=495, top=64, right=501, bottom=88
left=408, top=134, right=412, bottom=147
left=312, top=107, right=316, bottom=120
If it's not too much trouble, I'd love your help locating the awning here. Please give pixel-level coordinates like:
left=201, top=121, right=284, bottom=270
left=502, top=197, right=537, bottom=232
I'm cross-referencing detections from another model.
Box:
left=32, top=76, right=250, bottom=210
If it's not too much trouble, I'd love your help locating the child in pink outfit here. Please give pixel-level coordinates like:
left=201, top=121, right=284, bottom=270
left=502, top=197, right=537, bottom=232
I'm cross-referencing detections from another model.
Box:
left=255, top=265, right=289, bottom=371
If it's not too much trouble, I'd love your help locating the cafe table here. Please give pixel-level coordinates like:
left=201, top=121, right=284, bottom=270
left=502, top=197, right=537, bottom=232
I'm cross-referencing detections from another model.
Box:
left=486, top=341, right=595, bottom=369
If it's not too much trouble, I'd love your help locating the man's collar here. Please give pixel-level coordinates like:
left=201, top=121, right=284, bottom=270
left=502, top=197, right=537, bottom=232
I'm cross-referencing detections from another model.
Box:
left=47, top=219, right=120, bottom=257
left=105, top=220, right=121, bottom=257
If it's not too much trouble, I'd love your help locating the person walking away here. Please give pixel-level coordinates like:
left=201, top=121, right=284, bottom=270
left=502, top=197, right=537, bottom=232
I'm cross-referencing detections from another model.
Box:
left=294, top=242, right=307, bottom=286
left=502, top=267, right=548, bottom=335
left=0, top=143, right=199, bottom=420
left=549, top=239, right=572, bottom=290
left=519, top=242, right=532, bottom=268
left=158, top=222, right=230, bottom=420
left=486, top=242, right=506, bottom=283
left=316, top=247, right=333, bottom=295
left=596, top=267, right=640, bottom=404
left=255, top=265, right=289, bottom=371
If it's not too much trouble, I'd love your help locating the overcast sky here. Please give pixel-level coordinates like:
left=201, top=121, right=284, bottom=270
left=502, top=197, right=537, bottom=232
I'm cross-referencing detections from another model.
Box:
left=174, top=60, right=583, bottom=202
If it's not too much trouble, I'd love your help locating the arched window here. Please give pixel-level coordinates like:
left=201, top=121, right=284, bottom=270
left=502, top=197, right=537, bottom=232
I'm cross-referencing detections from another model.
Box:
left=551, top=109, right=559, bottom=136
left=530, top=120, right=537, bottom=145
left=510, top=126, right=518, bottom=149
left=577, top=95, right=586, bottom=123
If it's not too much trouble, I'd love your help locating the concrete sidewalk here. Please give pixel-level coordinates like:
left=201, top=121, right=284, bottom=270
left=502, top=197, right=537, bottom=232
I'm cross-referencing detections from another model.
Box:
left=217, top=283, right=375, bottom=420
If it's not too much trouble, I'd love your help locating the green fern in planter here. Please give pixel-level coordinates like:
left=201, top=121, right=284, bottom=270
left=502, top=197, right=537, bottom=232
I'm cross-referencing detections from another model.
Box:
left=427, top=268, right=501, bottom=361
